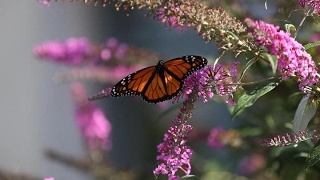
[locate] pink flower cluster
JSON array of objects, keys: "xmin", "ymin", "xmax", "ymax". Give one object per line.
[
  {"xmin": 176, "ymin": 63, "xmax": 239, "ymax": 105},
  {"xmin": 33, "ymin": 37, "xmax": 92, "ymax": 65},
  {"xmin": 153, "ymin": 120, "xmax": 194, "ymax": 180},
  {"xmin": 71, "ymin": 82, "xmax": 112, "ymax": 150},
  {"xmin": 33, "ymin": 37, "xmax": 128, "ymax": 65},
  {"xmin": 245, "ymin": 18, "xmax": 319, "ymax": 92},
  {"xmin": 299, "ymin": 0, "xmax": 320, "ymax": 14}
]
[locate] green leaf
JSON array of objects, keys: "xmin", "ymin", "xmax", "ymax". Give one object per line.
[
  {"xmin": 231, "ymin": 78, "xmax": 281, "ymax": 120},
  {"xmin": 305, "ymin": 140, "xmax": 320, "ymax": 169},
  {"xmin": 304, "ymin": 41, "xmax": 320, "ymax": 50},
  {"xmin": 239, "ymin": 56, "xmax": 258, "ymax": 81},
  {"xmin": 181, "ymin": 175, "xmax": 197, "ymax": 179},
  {"xmin": 263, "ymin": 52, "xmax": 278, "ymax": 74},
  {"xmin": 234, "ymin": 86, "xmax": 245, "ymax": 102},
  {"xmin": 292, "ymin": 95, "xmax": 318, "ymax": 134}
]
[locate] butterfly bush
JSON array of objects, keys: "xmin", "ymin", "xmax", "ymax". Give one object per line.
[
  {"xmin": 154, "ymin": 64, "xmax": 239, "ymax": 179},
  {"xmin": 245, "ymin": 18, "xmax": 319, "ymax": 92}
]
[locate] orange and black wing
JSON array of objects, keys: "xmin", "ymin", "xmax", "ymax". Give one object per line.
[{"xmin": 110, "ymin": 66, "xmax": 158, "ymax": 99}]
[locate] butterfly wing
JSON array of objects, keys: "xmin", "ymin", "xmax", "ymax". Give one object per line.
[
  {"xmin": 110, "ymin": 66, "xmax": 157, "ymax": 98},
  {"xmin": 162, "ymin": 55, "xmax": 208, "ymax": 96},
  {"xmin": 141, "ymin": 69, "xmax": 170, "ymax": 103}
]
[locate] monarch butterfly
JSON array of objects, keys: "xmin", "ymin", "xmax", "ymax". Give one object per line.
[{"xmin": 110, "ymin": 55, "xmax": 208, "ymax": 103}]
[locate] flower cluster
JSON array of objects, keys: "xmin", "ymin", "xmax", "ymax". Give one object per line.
[
  {"xmin": 177, "ymin": 62, "xmax": 239, "ymax": 104},
  {"xmin": 153, "ymin": 63, "xmax": 240, "ymax": 179},
  {"xmin": 156, "ymin": 6, "xmax": 184, "ymax": 31},
  {"xmin": 153, "ymin": 123, "xmax": 194, "ymax": 180},
  {"xmin": 299, "ymin": 0, "xmax": 320, "ymax": 14},
  {"xmin": 245, "ymin": 18, "xmax": 319, "ymax": 92},
  {"xmin": 154, "ymin": 96, "xmax": 196, "ymax": 179},
  {"xmin": 71, "ymin": 82, "xmax": 112, "ymax": 150},
  {"xmin": 33, "ymin": 37, "xmax": 92, "ymax": 65},
  {"xmin": 33, "ymin": 37, "xmax": 129, "ymax": 65},
  {"xmin": 261, "ymin": 130, "xmax": 318, "ymax": 147}
]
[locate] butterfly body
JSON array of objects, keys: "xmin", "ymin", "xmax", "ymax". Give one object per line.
[{"xmin": 110, "ymin": 55, "xmax": 208, "ymax": 103}]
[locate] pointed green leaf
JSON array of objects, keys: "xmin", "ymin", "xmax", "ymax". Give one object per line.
[
  {"xmin": 239, "ymin": 56, "xmax": 258, "ymax": 81},
  {"xmin": 263, "ymin": 52, "xmax": 278, "ymax": 74},
  {"xmin": 305, "ymin": 140, "xmax": 320, "ymax": 169},
  {"xmin": 304, "ymin": 41, "xmax": 320, "ymax": 50},
  {"xmin": 181, "ymin": 175, "xmax": 197, "ymax": 179},
  {"xmin": 231, "ymin": 78, "xmax": 281, "ymax": 120},
  {"xmin": 234, "ymin": 86, "xmax": 245, "ymax": 102},
  {"xmin": 292, "ymin": 95, "xmax": 318, "ymax": 134}
]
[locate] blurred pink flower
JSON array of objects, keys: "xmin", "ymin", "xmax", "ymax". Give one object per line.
[
  {"xmin": 71, "ymin": 82, "xmax": 112, "ymax": 150},
  {"xmin": 207, "ymin": 126, "xmax": 226, "ymax": 149},
  {"xmin": 33, "ymin": 37, "xmax": 91, "ymax": 65},
  {"xmin": 44, "ymin": 178, "xmax": 54, "ymax": 180},
  {"xmin": 37, "ymin": 0, "xmax": 50, "ymax": 6},
  {"xmin": 33, "ymin": 37, "xmax": 129, "ymax": 65}
]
